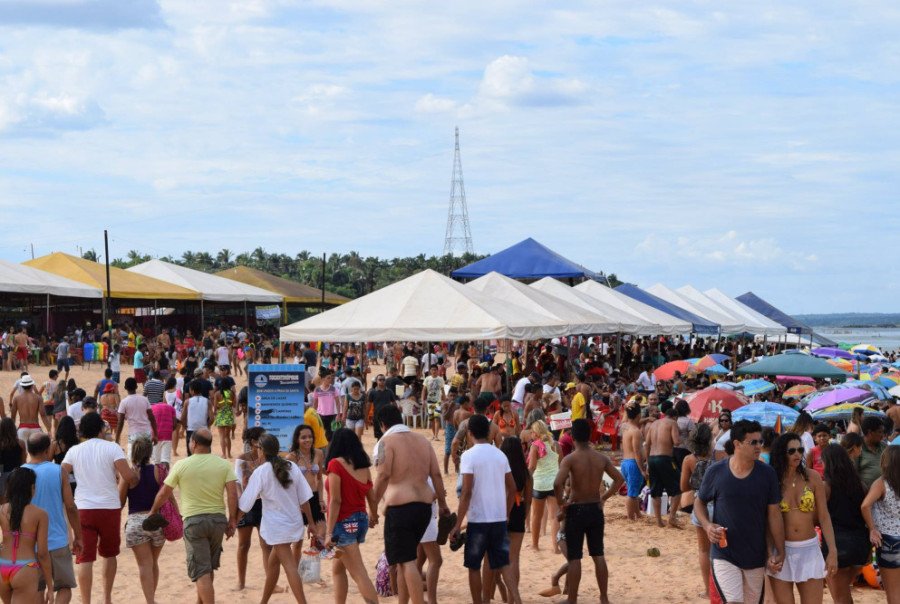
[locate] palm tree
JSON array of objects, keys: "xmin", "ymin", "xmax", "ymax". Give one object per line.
[
  {"xmin": 81, "ymin": 249, "xmax": 99, "ymax": 262},
  {"xmin": 216, "ymin": 249, "xmax": 232, "ymax": 268}
]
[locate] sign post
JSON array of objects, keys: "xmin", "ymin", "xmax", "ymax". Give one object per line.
[{"xmin": 247, "ymin": 363, "xmax": 305, "ymax": 451}]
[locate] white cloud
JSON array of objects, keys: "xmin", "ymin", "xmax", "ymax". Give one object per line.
[
  {"xmin": 635, "ymin": 231, "xmax": 818, "ymax": 271},
  {"xmin": 414, "ymin": 93, "xmax": 458, "ymax": 114}
]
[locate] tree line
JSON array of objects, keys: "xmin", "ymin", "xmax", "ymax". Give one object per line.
[{"xmin": 81, "ymin": 248, "xmax": 619, "ymax": 300}]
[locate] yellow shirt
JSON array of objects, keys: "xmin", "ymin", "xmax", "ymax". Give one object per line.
[
  {"xmin": 305, "ymin": 407, "xmax": 328, "ymax": 449},
  {"xmin": 571, "ymin": 392, "xmax": 587, "ymax": 420},
  {"xmin": 165, "ymin": 453, "xmax": 237, "ymax": 518}
]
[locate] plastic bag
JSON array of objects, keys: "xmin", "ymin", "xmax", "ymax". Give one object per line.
[
  {"xmin": 299, "ymin": 552, "xmax": 321, "ymax": 584},
  {"xmin": 375, "ymin": 552, "xmax": 393, "ymax": 597}
]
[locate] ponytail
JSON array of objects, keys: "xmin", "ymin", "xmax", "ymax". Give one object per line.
[{"xmin": 259, "ymin": 434, "xmax": 292, "ymax": 489}]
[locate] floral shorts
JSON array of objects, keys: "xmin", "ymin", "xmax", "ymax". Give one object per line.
[{"xmin": 125, "ymin": 512, "xmax": 165, "ymax": 549}]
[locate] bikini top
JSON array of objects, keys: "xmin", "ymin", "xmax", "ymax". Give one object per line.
[
  {"xmin": 3, "ymin": 529, "xmax": 37, "ymax": 556},
  {"xmin": 299, "ymin": 463, "xmax": 320, "ymax": 475},
  {"xmin": 780, "ymin": 485, "xmax": 815, "ymax": 514}
]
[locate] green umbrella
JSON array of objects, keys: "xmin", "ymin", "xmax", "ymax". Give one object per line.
[{"xmin": 736, "ymin": 352, "xmax": 851, "ymax": 379}]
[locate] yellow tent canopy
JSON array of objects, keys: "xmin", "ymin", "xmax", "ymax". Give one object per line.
[
  {"xmin": 215, "ymin": 266, "xmax": 349, "ymax": 305},
  {"xmin": 25, "ymin": 253, "xmax": 199, "ymax": 300}
]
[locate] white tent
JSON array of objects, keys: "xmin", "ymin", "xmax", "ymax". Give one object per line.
[
  {"xmin": 467, "ymin": 272, "xmax": 620, "ymax": 334},
  {"xmin": 280, "ymin": 269, "xmax": 571, "ymax": 342},
  {"xmin": 676, "ymin": 285, "xmax": 755, "ymax": 334},
  {"xmin": 128, "ymin": 260, "xmax": 282, "ymax": 303},
  {"xmin": 574, "ymin": 280, "xmax": 692, "ymax": 335},
  {"xmin": 702, "ymin": 288, "xmax": 787, "ymax": 336},
  {"xmin": 528, "ymin": 278, "xmax": 650, "ymax": 334},
  {"xmin": 0, "ymin": 260, "xmax": 101, "ymax": 298},
  {"xmin": 647, "ymin": 283, "xmax": 739, "ymax": 333}
]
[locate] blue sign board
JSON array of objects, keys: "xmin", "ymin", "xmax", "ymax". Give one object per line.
[{"xmin": 247, "ymin": 363, "xmax": 305, "ymax": 451}]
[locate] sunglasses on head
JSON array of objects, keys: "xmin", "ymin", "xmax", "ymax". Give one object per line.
[{"xmin": 787, "ymin": 446, "xmax": 805, "ymax": 455}]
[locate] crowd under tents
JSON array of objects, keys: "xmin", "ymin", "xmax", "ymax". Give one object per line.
[
  {"xmin": 466, "ymin": 272, "xmax": 620, "ymax": 335},
  {"xmin": 648, "ymin": 283, "xmax": 746, "ymax": 334},
  {"xmin": 574, "ymin": 280, "xmax": 692, "ymax": 335},
  {"xmin": 615, "ymin": 283, "xmax": 720, "ymax": 335},
  {"xmin": 451, "ymin": 237, "xmax": 599, "ymax": 281},
  {"xmin": 0, "ymin": 259, "xmax": 102, "ymax": 332},
  {"xmin": 279, "ymin": 269, "xmax": 572, "ymax": 343}
]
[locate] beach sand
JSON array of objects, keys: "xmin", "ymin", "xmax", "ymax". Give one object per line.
[{"xmin": 2, "ymin": 363, "xmax": 885, "ymax": 603}]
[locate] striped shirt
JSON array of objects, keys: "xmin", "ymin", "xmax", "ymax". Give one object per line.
[{"xmin": 143, "ymin": 379, "xmax": 165, "ymax": 405}]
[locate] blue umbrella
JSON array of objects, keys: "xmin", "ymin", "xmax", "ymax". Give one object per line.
[
  {"xmin": 737, "ymin": 378, "xmax": 776, "ymax": 396},
  {"xmin": 811, "ymin": 347, "xmax": 854, "ymax": 360},
  {"xmin": 841, "ymin": 381, "xmax": 892, "ymax": 400},
  {"xmin": 709, "ymin": 353, "xmax": 730, "ymax": 363},
  {"xmin": 705, "ymin": 363, "xmax": 730, "ymax": 375},
  {"xmin": 708, "ymin": 382, "xmax": 739, "ymax": 390},
  {"xmin": 732, "ymin": 402, "xmax": 799, "ymax": 427}
]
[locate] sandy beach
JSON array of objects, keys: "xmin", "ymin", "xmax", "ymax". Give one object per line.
[{"xmin": 2, "ymin": 362, "xmax": 886, "ymax": 604}]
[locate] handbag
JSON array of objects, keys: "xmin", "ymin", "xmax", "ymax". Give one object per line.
[
  {"xmin": 155, "ymin": 465, "xmax": 183, "ymax": 541},
  {"xmin": 330, "ymin": 418, "xmax": 344, "ymax": 433}
]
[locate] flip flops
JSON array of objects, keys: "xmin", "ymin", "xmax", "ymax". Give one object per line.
[
  {"xmin": 436, "ymin": 512, "xmax": 457, "ymax": 546},
  {"xmin": 449, "ymin": 530, "xmax": 466, "ymax": 552},
  {"xmin": 141, "ymin": 513, "xmax": 169, "ymax": 532}
]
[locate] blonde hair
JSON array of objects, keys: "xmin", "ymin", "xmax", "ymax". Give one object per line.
[
  {"xmin": 130, "ymin": 434, "xmax": 153, "ymax": 466},
  {"xmin": 532, "ymin": 419, "xmax": 554, "ymax": 446}
]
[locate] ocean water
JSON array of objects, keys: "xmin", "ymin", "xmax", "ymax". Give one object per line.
[{"xmin": 813, "ymin": 327, "xmax": 900, "ymax": 353}]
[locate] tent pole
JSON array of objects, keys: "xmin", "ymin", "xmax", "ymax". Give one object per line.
[
  {"xmin": 616, "ymin": 333, "xmax": 621, "ymax": 367},
  {"xmin": 200, "ymin": 300, "xmax": 205, "ymax": 331},
  {"xmin": 154, "ymin": 300, "xmax": 158, "ymax": 332},
  {"xmin": 243, "ymin": 300, "xmax": 248, "ymax": 330},
  {"xmin": 46, "ymin": 294, "xmax": 50, "ymax": 334}
]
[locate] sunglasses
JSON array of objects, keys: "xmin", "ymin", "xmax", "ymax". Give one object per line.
[
  {"xmin": 719, "ymin": 418, "xmax": 731, "ymax": 423},
  {"xmin": 743, "ymin": 439, "xmax": 763, "ymax": 446},
  {"xmin": 787, "ymin": 447, "xmax": 805, "ymax": 455}
]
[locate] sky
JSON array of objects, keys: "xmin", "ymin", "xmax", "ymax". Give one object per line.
[{"xmin": 1, "ymin": 1, "xmax": 898, "ymax": 314}]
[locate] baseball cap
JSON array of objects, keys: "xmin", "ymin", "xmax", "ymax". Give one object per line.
[{"xmin": 565, "ymin": 382, "xmax": 576, "ymax": 390}]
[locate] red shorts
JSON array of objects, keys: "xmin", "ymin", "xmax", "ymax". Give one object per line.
[
  {"xmin": 134, "ymin": 368, "xmax": 146, "ymax": 384},
  {"xmin": 77, "ymin": 508, "xmax": 122, "ymax": 563},
  {"xmin": 15, "ymin": 346, "xmax": 27, "ymax": 360}
]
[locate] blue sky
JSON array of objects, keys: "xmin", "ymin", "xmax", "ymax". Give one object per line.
[{"xmin": 0, "ymin": 1, "xmax": 897, "ymax": 313}]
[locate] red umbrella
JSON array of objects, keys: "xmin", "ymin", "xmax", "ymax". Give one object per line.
[
  {"xmin": 688, "ymin": 388, "xmax": 749, "ymax": 420},
  {"xmin": 654, "ymin": 360, "xmax": 692, "ymax": 381},
  {"xmin": 693, "ymin": 355, "xmax": 718, "ymax": 370}
]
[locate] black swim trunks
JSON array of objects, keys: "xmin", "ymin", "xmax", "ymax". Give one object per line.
[
  {"xmin": 648, "ymin": 455, "xmax": 682, "ymax": 498},
  {"xmin": 237, "ymin": 498, "xmax": 263, "ymax": 529},
  {"xmin": 564, "ymin": 502, "xmax": 605, "ymax": 561},
  {"xmin": 384, "ymin": 501, "xmax": 432, "ymax": 565}
]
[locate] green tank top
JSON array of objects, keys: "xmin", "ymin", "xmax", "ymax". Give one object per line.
[{"xmin": 532, "ymin": 443, "xmax": 559, "ymax": 492}]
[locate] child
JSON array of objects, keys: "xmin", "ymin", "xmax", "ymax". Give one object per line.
[
  {"xmin": 108, "ymin": 344, "xmax": 121, "ymax": 383},
  {"xmin": 441, "ymin": 389, "xmax": 459, "ymax": 474},
  {"xmin": 808, "ymin": 422, "xmax": 830, "ymax": 476}
]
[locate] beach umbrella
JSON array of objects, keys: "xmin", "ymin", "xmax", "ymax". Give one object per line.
[
  {"xmin": 775, "ymin": 375, "xmax": 815, "ymax": 385},
  {"xmin": 811, "ymin": 404, "xmax": 885, "ymax": 422},
  {"xmin": 811, "ymin": 347, "xmax": 854, "ymax": 360},
  {"xmin": 705, "ymin": 363, "xmax": 730, "ymax": 375},
  {"xmin": 838, "ymin": 381, "xmax": 892, "ymax": 401},
  {"xmin": 869, "ymin": 354, "xmax": 890, "ymax": 363},
  {"xmin": 732, "ymin": 402, "xmax": 799, "ymax": 427},
  {"xmin": 687, "ymin": 388, "xmax": 749, "ymax": 420},
  {"xmin": 851, "ymin": 344, "xmax": 880, "ymax": 355},
  {"xmin": 708, "ymin": 353, "xmax": 730, "ymax": 363},
  {"xmin": 783, "ymin": 384, "xmax": 816, "ymax": 399},
  {"xmin": 736, "ymin": 352, "xmax": 851, "ymax": 379},
  {"xmin": 804, "ymin": 388, "xmax": 875, "ymax": 413},
  {"xmin": 874, "ymin": 375, "xmax": 900, "ymax": 388},
  {"xmin": 654, "ymin": 360, "xmax": 692, "ymax": 381},
  {"xmin": 889, "ymin": 385, "xmax": 900, "ymax": 398},
  {"xmin": 827, "ymin": 358, "xmax": 855, "ymax": 373},
  {"xmin": 708, "ymin": 382, "xmax": 739, "ymax": 390},
  {"xmin": 692, "ymin": 355, "xmax": 719, "ymax": 370},
  {"xmin": 737, "ymin": 378, "xmax": 777, "ymax": 397}
]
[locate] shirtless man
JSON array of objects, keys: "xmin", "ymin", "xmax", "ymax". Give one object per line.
[
  {"xmin": 477, "ymin": 365, "xmax": 503, "ymax": 400},
  {"xmin": 554, "ymin": 419, "xmax": 624, "ymax": 604},
  {"xmin": 373, "ymin": 405, "xmax": 449, "ymax": 604},
  {"xmin": 643, "ymin": 400, "xmax": 682, "ymax": 528},
  {"xmin": 14, "ymin": 326, "xmax": 29, "ymax": 371},
  {"xmin": 11, "ymin": 374, "xmax": 50, "ymax": 440},
  {"xmin": 620, "ymin": 403, "xmax": 649, "ymax": 520},
  {"xmin": 450, "ymin": 396, "xmax": 502, "ymax": 474},
  {"xmin": 886, "ymin": 400, "xmax": 900, "ymax": 433}
]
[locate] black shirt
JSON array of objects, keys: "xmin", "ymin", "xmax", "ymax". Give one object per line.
[
  {"xmin": 191, "ymin": 378, "xmax": 213, "ymax": 400},
  {"xmin": 367, "ymin": 387, "xmax": 397, "ymax": 410}
]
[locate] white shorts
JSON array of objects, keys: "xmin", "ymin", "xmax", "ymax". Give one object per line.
[
  {"xmin": 17, "ymin": 426, "xmax": 43, "ymax": 442},
  {"xmin": 767, "ymin": 536, "xmax": 826, "ymax": 583},
  {"xmin": 420, "ymin": 502, "xmax": 438, "ymax": 544},
  {"xmin": 711, "ymin": 558, "xmax": 765, "ymax": 604},
  {"xmin": 152, "ymin": 440, "xmax": 172, "ymax": 465},
  {"xmin": 345, "ymin": 419, "xmax": 365, "ymax": 431}
]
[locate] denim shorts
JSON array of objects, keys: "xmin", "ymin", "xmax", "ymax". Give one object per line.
[
  {"xmin": 332, "ymin": 511, "xmax": 369, "ymax": 547},
  {"xmin": 463, "ymin": 521, "xmax": 510, "ymax": 570},
  {"xmin": 877, "ymin": 533, "xmax": 900, "ymax": 570}
]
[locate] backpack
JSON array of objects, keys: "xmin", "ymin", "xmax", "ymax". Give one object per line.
[{"xmin": 689, "ymin": 457, "xmax": 712, "ymax": 492}]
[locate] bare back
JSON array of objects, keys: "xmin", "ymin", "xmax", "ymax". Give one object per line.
[
  {"xmin": 379, "ymin": 431, "xmax": 438, "ymax": 506},
  {"xmin": 622, "ymin": 422, "xmax": 642, "ymax": 460},
  {"xmin": 562, "ymin": 447, "xmax": 613, "ymax": 504},
  {"xmin": 12, "ymin": 390, "xmax": 42, "ymax": 424},
  {"xmin": 648, "ymin": 416, "xmax": 677, "ymax": 456}
]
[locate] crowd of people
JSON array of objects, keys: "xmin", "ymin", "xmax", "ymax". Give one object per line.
[{"xmin": 0, "ymin": 325, "xmax": 897, "ymax": 603}]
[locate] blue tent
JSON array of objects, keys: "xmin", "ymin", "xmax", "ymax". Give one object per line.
[
  {"xmin": 736, "ymin": 292, "xmax": 811, "ymax": 335},
  {"xmin": 615, "ymin": 283, "xmax": 719, "ymax": 334},
  {"xmin": 451, "ymin": 238, "xmax": 598, "ymax": 280}
]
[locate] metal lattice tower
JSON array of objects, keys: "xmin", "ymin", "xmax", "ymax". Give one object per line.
[{"xmin": 443, "ymin": 126, "xmax": 474, "ymax": 256}]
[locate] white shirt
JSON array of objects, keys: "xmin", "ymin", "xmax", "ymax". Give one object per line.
[
  {"xmin": 800, "ymin": 431, "xmax": 815, "ymax": 455},
  {"xmin": 238, "ymin": 461, "xmax": 313, "ymax": 545},
  {"xmin": 637, "ymin": 372, "xmax": 657, "ymax": 392},
  {"xmin": 185, "ymin": 396, "xmax": 210, "ymax": 431},
  {"xmin": 62, "ymin": 438, "xmax": 125, "ymax": 510},
  {"xmin": 512, "ymin": 377, "xmax": 530, "ymax": 404},
  {"xmin": 401, "ymin": 356, "xmax": 419, "ymax": 377},
  {"xmin": 420, "ymin": 352, "xmax": 439, "ymax": 369},
  {"xmin": 215, "ymin": 346, "xmax": 230, "ymax": 366},
  {"xmin": 714, "ymin": 429, "xmax": 731, "ymax": 452},
  {"xmin": 108, "ymin": 352, "xmax": 121, "ymax": 372},
  {"xmin": 118, "ymin": 394, "xmax": 152, "ymax": 437},
  {"xmin": 542, "ymin": 384, "xmax": 561, "ymax": 403},
  {"xmin": 459, "ymin": 443, "xmax": 511, "ymax": 523},
  {"xmin": 67, "ymin": 402, "xmax": 84, "ymax": 428}
]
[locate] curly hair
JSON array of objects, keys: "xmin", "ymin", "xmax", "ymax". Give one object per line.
[
  {"xmin": 688, "ymin": 422, "xmax": 713, "ymax": 457},
  {"xmin": 770, "ymin": 433, "xmax": 808, "ymax": 488}
]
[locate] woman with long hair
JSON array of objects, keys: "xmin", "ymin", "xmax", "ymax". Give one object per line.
[
  {"xmin": 821, "ymin": 443, "xmax": 870, "ymax": 604},
  {"xmin": 501, "ymin": 436, "xmax": 531, "ymax": 589},
  {"xmin": 0, "ymin": 418, "xmax": 25, "ymax": 505},
  {"xmin": 238, "ymin": 433, "xmax": 314, "ymax": 604},
  {"xmin": 118, "ymin": 434, "xmax": 166, "ymax": 603},
  {"xmin": 860, "ymin": 446, "xmax": 900, "ymax": 603},
  {"xmin": 234, "ymin": 427, "xmax": 270, "ymax": 591},
  {"xmin": 673, "ymin": 399, "xmax": 694, "ymax": 470},
  {"xmin": 767, "ymin": 433, "xmax": 837, "ymax": 603},
  {"xmin": 51, "ymin": 415, "xmax": 79, "ymax": 496},
  {"xmin": 528, "ymin": 420, "xmax": 560, "ymax": 553},
  {"xmin": 679, "ymin": 422, "xmax": 715, "ymax": 598},
  {"xmin": 288, "ymin": 424, "xmax": 326, "ymax": 551},
  {"xmin": 324, "ymin": 428, "xmax": 379, "ymax": 604},
  {"xmin": 846, "ymin": 407, "xmax": 864, "ymax": 435},
  {"xmin": 492, "ymin": 397, "xmax": 519, "ymax": 439},
  {"xmin": 0, "ymin": 468, "xmax": 53, "ymax": 602},
  {"xmin": 212, "ymin": 378, "xmax": 236, "ymax": 459},
  {"xmin": 519, "ymin": 408, "xmax": 546, "ymax": 451}
]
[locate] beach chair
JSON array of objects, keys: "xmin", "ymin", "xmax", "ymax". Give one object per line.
[
  {"xmin": 400, "ymin": 399, "xmax": 421, "ymax": 429},
  {"xmin": 598, "ymin": 413, "xmax": 619, "ymax": 450}
]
